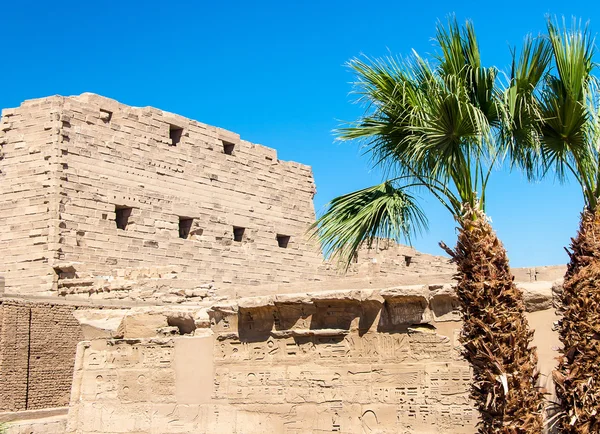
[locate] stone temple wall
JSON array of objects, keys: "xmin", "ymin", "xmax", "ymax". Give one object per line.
[
  {"xmin": 0, "ymin": 94, "xmax": 468, "ymax": 305},
  {"xmin": 64, "ymin": 282, "xmax": 560, "ymax": 434},
  {"xmin": 0, "ymin": 93, "xmax": 326, "ymax": 299},
  {"xmin": 0, "ymin": 267, "xmax": 562, "ymax": 415},
  {"xmin": 0, "ymin": 97, "xmax": 62, "ymax": 295},
  {"xmin": 0, "ymin": 94, "xmax": 568, "ymax": 433}
]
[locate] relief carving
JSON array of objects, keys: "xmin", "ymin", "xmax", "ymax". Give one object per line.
[{"xmin": 69, "ymin": 294, "xmax": 475, "ymax": 433}]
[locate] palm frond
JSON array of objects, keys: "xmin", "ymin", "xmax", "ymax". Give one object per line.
[
  {"xmin": 541, "ymin": 17, "xmax": 599, "ymax": 208},
  {"xmin": 505, "ymin": 18, "xmax": 600, "ymax": 209},
  {"xmin": 310, "ymin": 181, "xmax": 427, "ymax": 269},
  {"xmin": 339, "ymin": 30, "xmax": 500, "ymax": 211},
  {"xmin": 501, "ymin": 35, "xmax": 553, "ymax": 180}
]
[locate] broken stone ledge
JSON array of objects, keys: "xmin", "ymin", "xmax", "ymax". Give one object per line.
[{"xmin": 68, "ymin": 280, "xmax": 559, "ymax": 340}]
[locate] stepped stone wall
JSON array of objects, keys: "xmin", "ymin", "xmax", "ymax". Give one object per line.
[
  {"xmin": 0, "ymin": 93, "xmax": 326, "ymax": 299},
  {"xmin": 0, "ymin": 94, "xmax": 462, "ymax": 305}
]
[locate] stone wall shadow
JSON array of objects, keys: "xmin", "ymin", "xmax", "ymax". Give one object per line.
[
  {"xmin": 377, "ymin": 296, "xmax": 429, "ymax": 333},
  {"xmin": 237, "ymin": 307, "xmax": 275, "ymax": 342}
]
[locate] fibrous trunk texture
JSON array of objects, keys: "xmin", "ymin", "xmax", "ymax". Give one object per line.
[
  {"xmin": 441, "ymin": 205, "xmax": 544, "ymax": 433},
  {"xmin": 554, "ymin": 209, "xmax": 600, "ymax": 433}
]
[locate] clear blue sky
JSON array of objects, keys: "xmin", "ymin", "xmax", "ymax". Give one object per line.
[{"xmin": 2, "ymin": 0, "xmax": 598, "ymax": 267}]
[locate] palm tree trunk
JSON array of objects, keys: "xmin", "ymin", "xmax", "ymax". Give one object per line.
[
  {"xmin": 441, "ymin": 205, "xmax": 545, "ymax": 433},
  {"xmin": 553, "ymin": 209, "xmax": 600, "ymax": 433}
]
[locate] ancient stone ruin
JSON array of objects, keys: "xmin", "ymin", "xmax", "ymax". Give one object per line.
[{"xmin": 0, "ymin": 94, "xmax": 565, "ymax": 433}]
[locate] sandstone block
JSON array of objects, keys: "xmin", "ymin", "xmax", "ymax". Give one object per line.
[
  {"xmin": 72, "ymin": 309, "xmax": 128, "ymax": 339},
  {"xmin": 115, "ymin": 312, "xmax": 168, "ymax": 339}
]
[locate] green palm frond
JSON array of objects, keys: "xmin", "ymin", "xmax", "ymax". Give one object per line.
[
  {"xmin": 318, "ymin": 18, "xmax": 506, "ymax": 266},
  {"xmin": 310, "ymin": 181, "xmax": 427, "ymax": 269},
  {"xmin": 339, "ymin": 55, "xmax": 421, "ymax": 174},
  {"xmin": 542, "ymin": 18, "xmax": 598, "ymax": 208},
  {"xmin": 436, "ymin": 18, "xmax": 501, "ymax": 124},
  {"xmin": 506, "ymin": 17, "xmax": 600, "ymax": 210},
  {"xmin": 502, "ymin": 35, "xmax": 553, "ymax": 180},
  {"xmin": 338, "ymin": 20, "xmax": 500, "ymax": 213},
  {"xmin": 547, "ymin": 18, "xmax": 595, "ymax": 101}
]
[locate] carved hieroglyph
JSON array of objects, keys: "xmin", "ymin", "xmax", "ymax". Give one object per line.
[
  {"xmin": 66, "ymin": 288, "xmax": 483, "ymax": 433},
  {"xmin": 65, "ymin": 284, "xmax": 562, "ymax": 434},
  {"xmin": 62, "ymin": 281, "xmax": 563, "ymax": 434},
  {"xmin": 67, "ymin": 336, "xmax": 474, "ymax": 433}
]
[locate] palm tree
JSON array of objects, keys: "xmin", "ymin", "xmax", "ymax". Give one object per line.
[
  {"xmin": 506, "ymin": 19, "xmax": 600, "ymax": 433},
  {"xmin": 313, "ymin": 19, "xmax": 546, "ymax": 432}
]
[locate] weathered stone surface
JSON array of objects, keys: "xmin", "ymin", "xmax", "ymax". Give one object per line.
[
  {"xmin": 115, "ymin": 312, "xmax": 168, "ymax": 339},
  {"xmin": 193, "ymin": 309, "xmax": 211, "ymax": 329},
  {"xmin": 0, "ymin": 300, "xmax": 85, "ymax": 411},
  {"xmin": 379, "ymin": 284, "xmax": 429, "ymax": 299},
  {"xmin": 308, "ymin": 289, "xmax": 363, "ymax": 302},
  {"xmin": 0, "ymin": 93, "xmax": 477, "ymax": 302},
  {"xmin": 518, "ymin": 281, "xmax": 555, "ymax": 312},
  {"xmin": 237, "ymin": 295, "xmax": 274, "ymax": 309},
  {"xmin": 65, "ymin": 289, "xmax": 561, "ymax": 434},
  {"xmin": 72, "ymin": 309, "xmax": 128, "ymax": 339},
  {"xmin": 0, "ymin": 408, "xmax": 68, "ymax": 434},
  {"xmin": 0, "ymin": 93, "xmax": 326, "ymax": 299}
]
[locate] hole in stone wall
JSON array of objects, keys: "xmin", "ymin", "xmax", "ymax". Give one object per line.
[
  {"xmin": 115, "ymin": 206, "xmax": 132, "ymax": 230},
  {"xmin": 223, "ymin": 141, "xmax": 235, "ymax": 155},
  {"xmin": 404, "ymin": 255, "xmax": 412, "ymax": 267},
  {"xmin": 233, "ymin": 226, "xmax": 245, "ymax": 242},
  {"xmin": 167, "ymin": 315, "xmax": 196, "ymax": 335},
  {"xmin": 100, "ymin": 109, "xmax": 112, "ymax": 123},
  {"xmin": 179, "ymin": 217, "xmax": 194, "ymax": 239},
  {"xmin": 169, "ymin": 125, "xmax": 183, "ymax": 146},
  {"xmin": 276, "ymin": 234, "xmax": 290, "ymax": 248},
  {"xmin": 53, "ymin": 264, "xmax": 77, "ymax": 280},
  {"xmin": 76, "ymin": 230, "xmax": 86, "ymax": 247}
]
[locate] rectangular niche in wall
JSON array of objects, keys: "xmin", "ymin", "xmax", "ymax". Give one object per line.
[
  {"xmin": 222, "ymin": 140, "xmax": 235, "ymax": 155},
  {"xmin": 99, "ymin": 109, "xmax": 112, "ymax": 123},
  {"xmin": 169, "ymin": 125, "xmax": 183, "ymax": 146},
  {"xmin": 179, "ymin": 217, "xmax": 194, "ymax": 239},
  {"xmin": 276, "ymin": 234, "xmax": 290, "ymax": 248},
  {"xmin": 115, "ymin": 206, "xmax": 132, "ymax": 230},
  {"xmin": 233, "ymin": 226, "xmax": 245, "ymax": 242}
]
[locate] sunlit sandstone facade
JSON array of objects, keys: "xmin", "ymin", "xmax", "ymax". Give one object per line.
[{"xmin": 0, "ymin": 93, "xmax": 326, "ymax": 298}]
